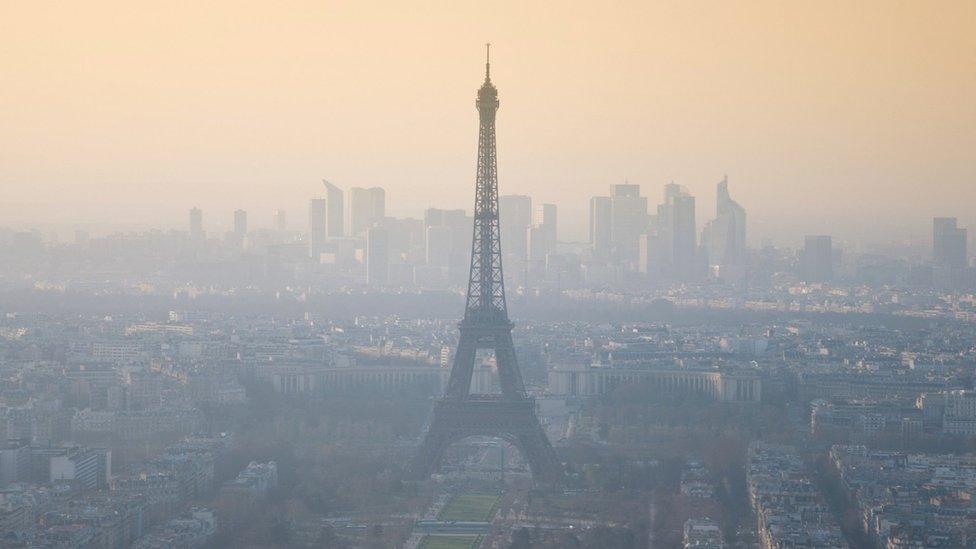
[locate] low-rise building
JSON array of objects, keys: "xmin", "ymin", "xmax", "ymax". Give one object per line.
[{"xmin": 683, "ymin": 517, "xmax": 724, "ymax": 548}]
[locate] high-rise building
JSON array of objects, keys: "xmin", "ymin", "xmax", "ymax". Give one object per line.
[
  {"xmin": 672, "ymin": 194, "xmax": 697, "ymax": 278},
  {"xmin": 425, "ymin": 225, "xmax": 453, "ymax": 267},
  {"xmin": 380, "ymin": 216, "xmax": 423, "ymax": 261},
  {"xmin": 308, "ymin": 181, "xmax": 346, "ymax": 259},
  {"xmin": 609, "ymin": 183, "xmax": 647, "ymax": 266},
  {"xmin": 233, "ymin": 209, "xmax": 247, "ymax": 238},
  {"xmin": 589, "ymin": 196, "xmax": 612, "ymax": 259},
  {"xmin": 649, "ymin": 183, "xmax": 697, "ymax": 279},
  {"xmin": 349, "ymin": 187, "xmax": 385, "ymax": 236},
  {"xmin": 228, "ymin": 209, "xmax": 247, "ymax": 249},
  {"xmin": 365, "ymin": 226, "xmax": 389, "ymax": 286},
  {"xmin": 424, "ymin": 208, "xmax": 469, "ymax": 230},
  {"xmin": 933, "ymin": 217, "xmax": 968, "ymax": 268},
  {"xmin": 702, "ymin": 176, "xmax": 746, "ymax": 267},
  {"xmin": 638, "ymin": 231, "xmax": 666, "ymax": 277},
  {"xmin": 189, "ymin": 207, "xmax": 204, "ymax": 240},
  {"xmin": 527, "ymin": 224, "xmax": 547, "ymax": 262},
  {"xmin": 800, "ymin": 235, "xmax": 833, "ymax": 282},
  {"xmin": 322, "ymin": 180, "xmax": 344, "ymax": 238},
  {"xmin": 534, "ymin": 203, "xmax": 557, "ymax": 256},
  {"xmin": 424, "ymin": 208, "xmax": 472, "ymax": 276},
  {"xmin": 499, "ymin": 195, "xmax": 532, "ymax": 260},
  {"xmin": 308, "ymin": 198, "xmax": 327, "ymax": 259},
  {"xmin": 273, "ymin": 209, "xmax": 286, "ymax": 231}
]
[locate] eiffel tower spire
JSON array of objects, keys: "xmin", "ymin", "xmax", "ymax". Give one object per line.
[
  {"xmin": 485, "ymin": 42, "xmax": 491, "ymax": 81},
  {"xmin": 466, "ymin": 41, "xmax": 507, "ymax": 326},
  {"xmin": 412, "ymin": 48, "xmax": 561, "ymax": 484}
]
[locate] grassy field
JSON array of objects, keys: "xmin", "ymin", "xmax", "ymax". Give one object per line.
[
  {"xmin": 418, "ymin": 535, "xmax": 483, "ymax": 549},
  {"xmin": 437, "ymin": 493, "xmax": 501, "ymax": 522}
]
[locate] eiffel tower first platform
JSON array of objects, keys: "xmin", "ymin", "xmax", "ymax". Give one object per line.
[{"xmin": 412, "ymin": 46, "xmax": 561, "ymax": 484}]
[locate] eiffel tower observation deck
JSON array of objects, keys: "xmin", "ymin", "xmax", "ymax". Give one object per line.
[{"xmin": 412, "ymin": 45, "xmax": 562, "ymax": 484}]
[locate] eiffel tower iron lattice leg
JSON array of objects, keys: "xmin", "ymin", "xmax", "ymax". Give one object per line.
[
  {"xmin": 412, "ymin": 45, "xmax": 561, "ymax": 483},
  {"xmin": 414, "ymin": 396, "xmax": 561, "ymax": 483}
]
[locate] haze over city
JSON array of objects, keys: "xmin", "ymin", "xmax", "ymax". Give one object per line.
[
  {"xmin": 2, "ymin": 1, "xmax": 975, "ymax": 245},
  {"xmin": 3, "ymin": 3, "xmax": 976, "ymax": 549}
]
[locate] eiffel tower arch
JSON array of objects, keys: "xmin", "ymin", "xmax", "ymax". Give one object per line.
[{"xmin": 412, "ymin": 46, "xmax": 561, "ymax": 483}]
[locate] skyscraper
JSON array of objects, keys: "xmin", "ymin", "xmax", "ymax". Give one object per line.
[
  {"xmin": 800, "ymin": 235, "xmax": 833, "ymax": 282},
  {"xmin": 527, "ymin": 224, "xmax": 547, "ymax": 262},
  {"xmin": 702, "ymin": 176, "xmax": 747, "ymax": 268},
  {"xmin": 672, "ymin": 193, "xmax": 697, "ymax": 278},
  {"xmin": 589, "ymin": 196, "xmax": 612, "ymax": 259},
  {"xmin": 381, "ymin": 216, "xmax": 423, "ymax": 263},
  {"xmin": 233, "ymin": 209, "xmax": 247, "ymax": 238},
  {"xmin": 425, "ymin": 225, "xmax": 453, "ymax": 267},
  {"xmin": 365, "ymin": 226, "xmax": 389, "ymax": 286},
  {"xmin": 650, "ymin": 183, "xmax": 697, "ymax": 279},
  {"xmin": 424, "ymin": 207, "xmax": 469, "ymax": 230},
  {"xmin": 933, "ymin": 217, "xmax": 968, "ymax": 268},
  {"xmin": 189, "ymin": 207, "xmax": 204, "ymax": 240},
  {"xmin": 533, "ymin": 203, "xmax": 557, "ymax": 256},
  {"xmin": 307, "ymin": 198, "xmax": 327, "ymax": 259},
  {"xmin": 349, "ymin": 187, "xmax": 385, "ymax": 236},
  {"xmin": 424, "ymin": 207, "xmax": 472, "ymax": 274},
  {"xmin": 638, "ymin": 231, "xmax": 667, "ymax": 277},
  {"xmin": 499, "ymin": 194, "xmax": 532, "ymax": 260},
  {"xmin": 322, "ymin": 180, "xmax": 344, "ymax": 238},
  {"xmin": 273, "ymin": 209, "xmax": 286, "ymax": 231},
  {"xmin": 229, "ymin": 209, "xmax": 247, "ymax": 249},
  {"xmin": 609, "ymin": 183, "xmax": 647, "ymax": 266}
]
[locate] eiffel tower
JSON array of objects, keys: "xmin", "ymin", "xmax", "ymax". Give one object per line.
[{"xmin": 412, "ymin": 45, "xmax": 561, "ymax": 483}]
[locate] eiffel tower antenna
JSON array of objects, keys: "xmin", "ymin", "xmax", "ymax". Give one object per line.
[{"xmin": 412, "ymin": 48, "xmax": 561, "ymax": 484}]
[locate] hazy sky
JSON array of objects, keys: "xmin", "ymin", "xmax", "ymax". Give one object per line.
[{"xmin": 1, "ymin": 1, "xmax": 974, "ymax": 245}]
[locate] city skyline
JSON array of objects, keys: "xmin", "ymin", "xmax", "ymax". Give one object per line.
[
  {"xmin": 1, "ymin": 6, "xmax": 976, "ymax": 544},
  {"xmin": 2, "ymin": 2, "xmax": 975, "ymax": 244},
  {"xmin": 12, "ymin": 175, "xmax": 972, "ymax": 253}
]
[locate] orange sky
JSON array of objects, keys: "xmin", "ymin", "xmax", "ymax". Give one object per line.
[{"xmin": 1, "ymin": 1, "xmax": 974, "ymax": 244}]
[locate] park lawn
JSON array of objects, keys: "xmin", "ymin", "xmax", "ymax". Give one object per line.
[
  {"xmin": 437, "ymin": 493, "xmax": 501, "ymax": 522},
  {"xmin": 418, "ymin": 535, "xmax": 483, "ymax": 549}
]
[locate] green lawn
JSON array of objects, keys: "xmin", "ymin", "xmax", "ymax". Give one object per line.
[
  {"xmin": 418, "ymin": 535, "xmax": 483, "ymax": 549},
  {"xmin": 437, "ymin": 493, "xmax": 500, "ymax": 522}
]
